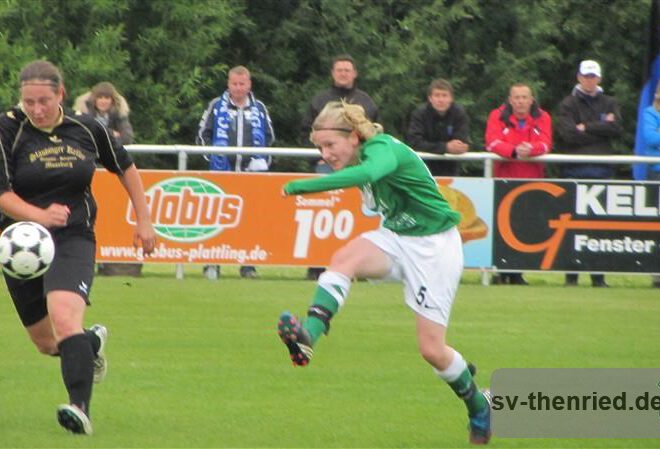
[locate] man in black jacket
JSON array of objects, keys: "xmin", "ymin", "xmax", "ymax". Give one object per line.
[
  {"xmin": 300, "ymin": 54, "xmax": 379, "ymax": 152},
  {"xmin": 556, "ymin": 59, "xmax": 623, "ymax": 288},
  {"xmin": 300, "ymin": 54, "xmax": 379, "ymax": 280},
  {"xmin": 407, "ymin": 79, "xmax": 470, "ymax": 176}
]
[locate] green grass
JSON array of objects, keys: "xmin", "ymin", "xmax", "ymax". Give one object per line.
[{"xmin": 0, "ymin": 266, "xmax": 658, "ymax": 448}]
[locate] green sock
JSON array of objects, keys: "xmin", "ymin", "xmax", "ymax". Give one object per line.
[
  {"xmin": 303, "ymin": 286, "xmax": 340, "ymax": 344},
  {"xmin": 447, "ymin": 368, "xmax": 488, "ymax": 416}
]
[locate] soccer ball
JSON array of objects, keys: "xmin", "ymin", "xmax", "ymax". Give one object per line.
[{"xmin": 0, "ymin": 221, "xmax": 55, "ymax": 280}]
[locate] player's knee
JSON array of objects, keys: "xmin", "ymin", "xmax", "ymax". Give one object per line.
[
  {"xmin": 48, "ymin": 317, "xmax": 82, "ymax": 342},
  {"xmin": 418, "ymin": 341, "xmax": 452, "ymax": 369}
]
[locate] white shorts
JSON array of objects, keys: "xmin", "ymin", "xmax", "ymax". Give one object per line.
[{"xmin": 362, "ymin": 226, "xmax": 463, "ymax": 326}]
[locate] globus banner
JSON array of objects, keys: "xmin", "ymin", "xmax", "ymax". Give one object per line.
[
  {"xmin": 493, "ymin": 179, "xmax": 660, "ymax": 273},
  {"xmin": 92, "ymin": 170, "xmax": 494, "ymax": 267}
]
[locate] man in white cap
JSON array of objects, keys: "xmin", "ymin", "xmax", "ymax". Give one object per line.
[{"xmin": 556, "ymin": 59, "xmax": 623, "ymax": 288}]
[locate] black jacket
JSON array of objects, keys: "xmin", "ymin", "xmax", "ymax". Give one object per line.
[
  {"xmin": 556, "ymin": 87, "xmax": 622, "ymax": 179},
  {"xmin": 406, "ymin": 102, "xmax": 470, "ymax": 176},
  {"xmin": 299, "ymin": 85, "xmax": 379, "ymax": 145}
]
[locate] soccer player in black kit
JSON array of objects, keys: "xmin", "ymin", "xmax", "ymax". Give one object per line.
[{"xmin": 0, "ymin": 60, "xmax": 156, "ymax": 435}]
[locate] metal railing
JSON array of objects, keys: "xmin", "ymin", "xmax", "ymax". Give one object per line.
[
  {"xmin": 123, "ymin": 145, "xmax": 658, "ymax": 281},
  {"xmin": 125, "ymin": 144, "xmax": 660, "ymax": 178}
]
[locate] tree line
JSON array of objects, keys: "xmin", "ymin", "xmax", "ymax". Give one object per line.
[{"xmin": 0, "ymin": 0, "xmax": 651, "ymax": 174}]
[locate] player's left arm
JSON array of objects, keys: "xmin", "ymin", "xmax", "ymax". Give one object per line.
[
  {"xmin": 117, "ymin": 165, "xmax": 156, "ymax": 254},
  {"xmin": 529, "ymin": 111, "xmax": 553, "ymax": 156}
]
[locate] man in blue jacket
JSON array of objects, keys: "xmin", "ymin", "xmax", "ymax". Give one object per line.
[{"xmin": 197, "ymin": 65, "xmax": 275, "ymax": 279}]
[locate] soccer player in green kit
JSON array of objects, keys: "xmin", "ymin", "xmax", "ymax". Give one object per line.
[{"xmin": 277, "ymin": 101, "xmax": 491, "ymax": 444}]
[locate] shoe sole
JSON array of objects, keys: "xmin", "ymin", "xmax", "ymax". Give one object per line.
[
  {"xmin": 57, "ymin": 404, "xmax": 93, "ymax": 435},
  {"xmin": 277, "ymin": 313, "xmax": 312, "ymax": 366}
]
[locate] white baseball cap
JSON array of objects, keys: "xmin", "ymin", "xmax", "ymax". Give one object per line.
[{"xmin": 578, "ymin": 60, "xmax": 601, "ymax": 77}]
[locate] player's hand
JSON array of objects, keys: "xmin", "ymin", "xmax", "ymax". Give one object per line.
[
  {"xmin": 134, "ymin": 220, "xmax": 156, "ymax": 255},
  {"xmin": 42, "ymin": 203, "xmax": 70, "ymax": 228}
]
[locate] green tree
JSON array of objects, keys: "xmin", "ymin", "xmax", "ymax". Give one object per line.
[{"xmin": 0, "ymin": 0, "xmax": 651, "ymax": 174}]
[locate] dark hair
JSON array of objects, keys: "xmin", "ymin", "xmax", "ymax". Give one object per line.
[
  {"xmin": 19, "ymin": 60, "xmax": 63, "ymax": 90},
  {"xmin": 331, "ymin": 54, "xmax": 356, "ymax": 69},
  {"xmin": 427, "ymin": 79, "xmax": 454, "ymax": 96}
]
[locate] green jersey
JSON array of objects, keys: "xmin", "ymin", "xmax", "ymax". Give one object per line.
[{"xmin": 284, "ymin": 133, "xmax": 460, "ymax": 236}]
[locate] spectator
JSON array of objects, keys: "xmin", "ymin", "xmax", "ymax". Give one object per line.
[
  {"xmin": 556, "ymin": 60, "xmax": 623, "ymax": 288},
  {"xmin": 640, "ymin": 79, "xmax": 660, "ymax": 288},
  {"xmin": 407, "ymin": 79, "xmax": 470, "ymax": 176},
  {"xmin": 74, "ymin": 82, "xmax": 142, "ymax": 277},
  {"xmin": 485, "ymin": 83, "xmax": 552, "ymax": 285},
  {"xmin": 73, "ymin": 82, "xmax": 134, "ymax": 146},
  {"xmin": 300, "ymin": 54, "xmax": 379, "ymax": 280},
  {"xmin": 196, "ymin": 65, "xmax": 275, "ymax": 279}
]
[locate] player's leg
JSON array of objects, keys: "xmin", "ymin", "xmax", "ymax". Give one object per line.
[
  {"xmin": 48, "ymin": 291, "xmax": 95, "ymax": 431},
  {"xmin": 4, "ymin": 274, "xmax": 59, "ymax": 355},
  {"xmin": 415, "ymin": 316, "xmax": 491, "ymax": 444},
  {"xmin": 404, "ymin": 227, "xmax": 491, "ymax": 444},
  {"xmin": 45, "ymin": 235, "xmax": 98, "ymax": 434},
  {"xmin": 25, "ymin": 317, "xmax": 59, "ymax": 355},
  {"xmin": 278, "ymin": 237, "xmax": 391, "ymax": 365}
]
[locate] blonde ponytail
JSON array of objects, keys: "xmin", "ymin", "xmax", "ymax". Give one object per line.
[{"xmin": 312, "ymin": 100, "xmax": 383, "ymax": 141}]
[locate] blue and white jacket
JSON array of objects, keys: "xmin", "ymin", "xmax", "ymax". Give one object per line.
[{"xmin": 196, "ymin": 91, "xmax": 275, "ymax": 171}]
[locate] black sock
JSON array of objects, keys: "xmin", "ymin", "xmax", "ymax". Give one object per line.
[
  {"xmin": 58, "ymin": 333, "xmax": 94, "ymax": 415},
  {"xmin": 84, "ymin": 329, "xmax": 101, "ymax": 356}
]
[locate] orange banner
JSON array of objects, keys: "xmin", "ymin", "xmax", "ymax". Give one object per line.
[{"xmin": 93, "ymin": 170, "xmax": 381, "ymax": 266}]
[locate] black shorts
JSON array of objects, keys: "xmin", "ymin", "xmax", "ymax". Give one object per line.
[{"xmin": 4, "ymin": 231, "xmax": 95, "ymax": 327}]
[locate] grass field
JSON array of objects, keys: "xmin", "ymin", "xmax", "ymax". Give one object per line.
[{"xmin": 0, "ymin": 266, "xmax": 658, "ymax": 448}]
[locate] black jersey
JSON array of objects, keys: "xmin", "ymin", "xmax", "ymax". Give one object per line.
[{"xmin": 0, "ymin": 106, "xmax": 133, "ymax": 232}]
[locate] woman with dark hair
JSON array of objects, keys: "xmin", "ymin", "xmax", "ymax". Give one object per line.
[{"xmin": 0, "ymin": 60, "xmax": 155, "ymax": 435}]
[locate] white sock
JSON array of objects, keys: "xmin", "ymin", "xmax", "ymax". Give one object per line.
[{"xmin": 433, "ymin": 348, "xmax": 467, "ymax": 382}]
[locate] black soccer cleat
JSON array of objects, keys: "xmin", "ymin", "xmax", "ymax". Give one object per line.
[
  {"xmin": 277, "ymin": 312, "xmax": 313, "ymax": 366},
  {"xmin": 57, "ymin": 404, "xmax": 93, "ymax": 435}
]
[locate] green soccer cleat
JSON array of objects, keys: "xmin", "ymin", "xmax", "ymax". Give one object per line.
[
  {"xmin": 277, "ymin": 312, "xmax": 313, "ymax": 366},
  {"xmin": 468, "ymin": 388, "xmax": 492, "ymax": 445}
]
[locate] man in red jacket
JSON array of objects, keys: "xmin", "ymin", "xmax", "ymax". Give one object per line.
[
  {"xmin": 485, "ymin": 83, "xmax": 553, "ymax": 285},
  {"xmin": 485, "ymin": 83, "xmax": 552, "ymax": 178}
]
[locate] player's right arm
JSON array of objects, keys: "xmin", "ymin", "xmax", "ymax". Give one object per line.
[
  {"xmin": 0, "ymin": 111, "xmax": 70, "ymax": 228},
  {"xmin": 0, "ymin": 192, "xmax": 70, "ymax": 228}
]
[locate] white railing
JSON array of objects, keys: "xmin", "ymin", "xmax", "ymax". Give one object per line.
[{"xmin": 125, "ymin": 144, "xmax": 660, "ymax": 177}]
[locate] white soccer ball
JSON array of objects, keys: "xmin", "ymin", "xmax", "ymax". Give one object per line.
[{"xmin": 0, "ymin": 221, "xmax": 55, "ymax": 280}]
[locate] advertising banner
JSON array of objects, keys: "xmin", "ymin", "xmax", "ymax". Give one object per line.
[
  {"xmin": 93, "ymin": 171, "xmax": 494, "ymax": 268},
  {"xmin": 493, "ymin": 179, "xmax": 660, "ymax": 273}
]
